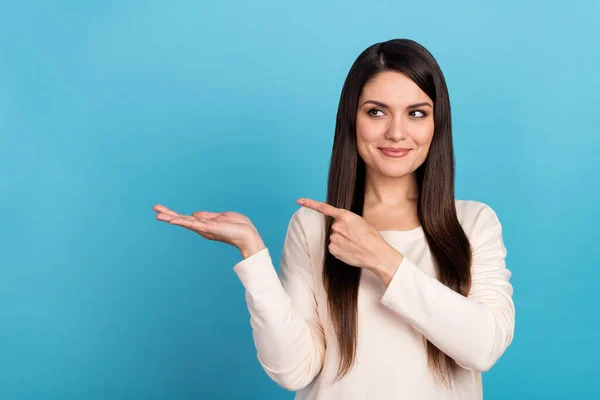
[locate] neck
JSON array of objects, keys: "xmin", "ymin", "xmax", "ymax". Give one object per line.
[{"xmin": 364, "ymin": 170, "xmax": 419, "ymax": 207}]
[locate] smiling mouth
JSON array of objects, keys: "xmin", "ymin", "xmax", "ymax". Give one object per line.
[{"xmin": 379, "ymin": 148, "xmax": 412, "ymax": 158}]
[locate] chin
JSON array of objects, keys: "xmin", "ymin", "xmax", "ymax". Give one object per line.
[{"xmin": 381, "ymin": 166, "xmax": 412, "ymax": 177}]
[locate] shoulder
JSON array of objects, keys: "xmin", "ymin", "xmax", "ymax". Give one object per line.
[
  {"xmin": 455, "ymin": 199, "xmax": 505, "ymax": 248},
  {"xmin": 455, "ymin": 199, "xmax": 503, "ymax": 234},
  {"xmin": 455, "ymin": 199, "xmax": 500, "ymax": 223},
  {"xmin": 283, "ymin": 206, "xmax": 328, "ymax": 266},
  {"xmin": 287, "ymin": 206, "xmax": 327, "ymax": 244},
  {"xmin": 290, "ymin": 205, "xmax": 324, "ymax": 228}
]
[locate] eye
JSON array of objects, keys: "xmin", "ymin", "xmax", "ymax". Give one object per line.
[
  {"xmin": 367, "ymin": 108, "xmax": 385, "ymax": 117},
  {"xmin": 410, "ymin": 109, "xmax": 428, "ymax": 118}
]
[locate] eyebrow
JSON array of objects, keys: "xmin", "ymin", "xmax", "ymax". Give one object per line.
[{"xmin": 361, "ymin": 100, "xmax": 433, "ymax": 109}]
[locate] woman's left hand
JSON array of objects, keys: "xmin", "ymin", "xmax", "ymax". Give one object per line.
[{"xmin": 296, "ymin": 198, "xmax": 404, "ymax": 282}]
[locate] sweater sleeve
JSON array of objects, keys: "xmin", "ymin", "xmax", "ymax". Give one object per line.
[
  {"xmin": 232, "ymin": 209, "xmax": 326, "ymax": 391},
  {"xmin": 380, "ymin": 204, "xmax": 515, "ymax": 372}
]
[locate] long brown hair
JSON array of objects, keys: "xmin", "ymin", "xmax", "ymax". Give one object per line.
[{"xmin": 322, "ymin": 38, "xmax": 472, "ymax": 387}]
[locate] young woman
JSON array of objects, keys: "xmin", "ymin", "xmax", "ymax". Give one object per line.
[{"xmin": 154, "ymin": 38, "xmax": 515, "ymax": 399}]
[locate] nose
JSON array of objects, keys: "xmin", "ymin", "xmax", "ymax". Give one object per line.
[{"xmin": 384, "ymin": 114, "xmax": 408, "ymax": 141}]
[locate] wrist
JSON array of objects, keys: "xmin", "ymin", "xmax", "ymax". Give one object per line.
[
  {"xmin": 240, "ymin": 236, "xmax": 266, "ymax": 259},
  {"xmin": 372, "ymin": 246, "xmax": 404, "ymax": 287}
]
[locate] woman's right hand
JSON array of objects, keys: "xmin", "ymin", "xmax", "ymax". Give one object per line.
[{"xmin": 153, "ymin": 204, "xmax": 265, "ymax": 258}]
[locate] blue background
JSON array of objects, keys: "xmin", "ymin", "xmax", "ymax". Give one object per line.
[{"xmin": 1, "ymin": 1, "xmax": 598, "ymax": 399}]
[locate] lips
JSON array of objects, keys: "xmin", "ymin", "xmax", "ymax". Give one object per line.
[
  {"xmin": 380, "ymin": 148, "xmax": 411, "ymax": 152},
  {"xmin": 379, "ymin": 147, "xmax": 412, "ymax": 158}
]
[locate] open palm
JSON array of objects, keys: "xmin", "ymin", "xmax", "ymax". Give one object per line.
[{"xmin": 153, "ymin": 204, "xmax": 258, "ymax": 250}]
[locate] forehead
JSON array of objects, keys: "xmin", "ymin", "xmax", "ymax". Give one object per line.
[{"xmin": 359, "ymin": 71, "xmax": 431, "ymax": 105}]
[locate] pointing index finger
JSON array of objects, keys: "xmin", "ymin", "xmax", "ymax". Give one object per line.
[{"xmin": 297, "ymin": 198, "xmax": 344, "ymax": 219}]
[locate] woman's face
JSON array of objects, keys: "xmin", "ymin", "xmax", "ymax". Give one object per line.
[{"xmin": 356, "ymin": 70, "xmax": 435, "ymax": 178}]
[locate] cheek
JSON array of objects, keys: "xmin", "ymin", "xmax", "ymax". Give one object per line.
[
  {"xmin": 412, "ymin": 126, "xmax": 434, "ymax": 165},
  {"xmin": 412, "ymin": 123, "xmax": 434, "ymax": 147},
  {"xmin": 356, "ymin": 116, "xmax": 382, "ymax": 142},
  {"xmin": 355, "ymin": 117, "xmax": 381, "ymax": 160}
]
